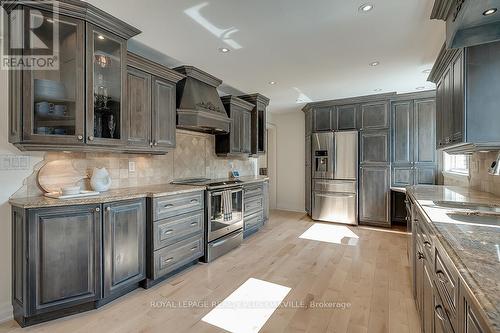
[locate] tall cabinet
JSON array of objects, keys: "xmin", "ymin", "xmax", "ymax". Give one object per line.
[
  {"xmin": 6, "ymin": 0, "xmax": 141, "ymax": 152},
  {"xmin": 391, "ymin": 93, "xmax": 437, "ymax": 187}
]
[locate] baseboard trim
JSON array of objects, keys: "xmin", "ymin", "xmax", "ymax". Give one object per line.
[
  {"xmin": 274, "ymin": 206, "xmax": 306, "ymax": 213},
  {"xmin": 0, "ymin": 302, "xmax": 13, "ymax": 324}
]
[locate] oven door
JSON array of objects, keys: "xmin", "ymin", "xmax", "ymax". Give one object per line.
[{"xmin": 208, "ymin": 187, "xmax": 243, "ymax": 242}]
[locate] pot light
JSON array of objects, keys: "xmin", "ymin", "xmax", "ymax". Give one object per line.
[
  {"xmin": 269, "ymin": 81, "xmax": 277, "ymax": 85},
  {"xmin": 483, "ymin": 8, "xmax": 497, "ymax": 16},
  {"xmin": 416, "ymin": 86, "xmax": 426, "ymax": 90},
  {"xmin": 218, "ymin": 47, "xmax": 230, "ymax": 53},
  {"xmin": 97, "ymin": 35, "xmax": 105, "ymax": 40},
  {"xmin": 422, "ymin": 69, "xmax": 432, "ymax": 74},
  {"xmin": 359, "ymin": 4, "xmax": 374, "ymax": 12},
  {"xmin": 369, "ymin": 61, "xmax": 380, "ymax": 67}
]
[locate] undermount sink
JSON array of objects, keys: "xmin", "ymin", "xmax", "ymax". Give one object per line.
[
  {"xmin": 433, "ymin": 201, "xmax": 500, "ymax": 214},
  {"xmin": 446, "ymin": 211, "xmax": 500, "ymax": 227}
]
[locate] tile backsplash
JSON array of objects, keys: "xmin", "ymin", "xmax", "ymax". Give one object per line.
[
  {"xmin": 12, "ymin": 130, "xmax": 258, "ymax": 198},
  {"xmin": 443, "ymin": 151, "xmax": 500, "ymax": 196}
]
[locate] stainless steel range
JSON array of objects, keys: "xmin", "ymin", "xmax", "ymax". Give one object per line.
[{"xmin": 171, "ymin": 178, "xmax": 244, "ymax": 262}]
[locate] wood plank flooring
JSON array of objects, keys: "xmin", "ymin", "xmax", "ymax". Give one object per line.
[{"xmin": 0, "ymin": 210, "xmax": 420, "ymax": 333}]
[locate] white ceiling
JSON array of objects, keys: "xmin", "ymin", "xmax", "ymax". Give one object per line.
[{"xmin": 85, "ymin": 0, "xmax": 445, "ymax": 113}]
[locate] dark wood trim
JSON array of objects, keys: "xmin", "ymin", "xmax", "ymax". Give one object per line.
[
  {"xmin": 220, "ymin": 95, "xmax": 254, "ymax": 111},
  {"xmin": 390, "ymin": 90, "xmax": 436, "ymax": 102},
  {"xmin": 428, "ymin": 43, "xmax": 461, "ymax": 83},
  {"xmin": 430, "ymin": 0, "xmax": 454, "ymax": 20},
  {"xmin": 238, "ymin": 93, "xmax": 270, "ymax": 106},
  {"xmin": 2, "ymin": 0, "xmax": 141, "ymax": 39},
  {"xmin": 302, "ymin": 92, "xmax": 397, "ymax": 112},
  {"xmin": 128, "ymin": 52, "xmax": 185, "ymax": 83},
  {"xmin": 174, "ymin": 66, "xmax": 222, "ymax": 87}
]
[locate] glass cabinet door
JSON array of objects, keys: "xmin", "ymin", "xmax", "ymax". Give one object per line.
[
  {"xmin": 86, "ymin": 24, "xmax": 127, "ymax": 145},
  {"xmin": 22, "ymin": 9, "xmax": 85, "ymax": 144}
]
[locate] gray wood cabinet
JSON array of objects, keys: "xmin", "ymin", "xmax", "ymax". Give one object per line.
[
  {"xmin": 313, "ymin": 106, "xmax": 336, "ymax": 132},
  {"xmin": 305, "ymin": 135, "xmax": 312, "ymax": 215},
  {"xmin": 11, "ymin": 204, "xmax": 102, "ymax": 326},
  {"xmin": 360, "ymin": 101, "xmax": 389, "ymax": 130},
  {"xmin": 359, "ymin": 166, "xmax": 390, "ymax": 226},
  {"xmin": 102, "ymin": 199, "xmax": 145, "ymax": 300},
  {"xmin": 6, "ymin": 0, "xmax": 141, "ymax": 153},
  {"xmin": 305, "ymin": 109, "xmax": 313, "ymax": 136},
  {"xmin": 126, "ymin": 52, "xmax": 184, "ymax": 153},
  {"xmin": 243, "ymin": 182, "xmax": 265, "ymax": 238},
  {"xmin": 337, "ymin": 104, "xmax": 357, "ymax": 130},
  {"xmin": 216, "ymin": 96, "xmax": 253, "ymax": 156},
  {"xmin": 391, "ymin": 96, "xmax": 436, "ymax": 187},
  {"xmin": 360, "ymin": 130, "xmax": 390, "ymax": 164},
  {"xmin": 239, "ymin": 94, "xmax": 270, "ymax": 155}
]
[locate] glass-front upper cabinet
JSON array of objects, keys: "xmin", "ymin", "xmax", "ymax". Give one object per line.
[
  {"xmin": 22, "ymin": 9, "xmax": 85, "ymax": 145},
  {"xmin": 86, "ymin": 24, "xmax": 127, "ymax": 145}
]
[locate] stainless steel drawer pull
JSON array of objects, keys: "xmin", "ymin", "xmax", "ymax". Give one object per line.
[
  {"xmin": 162, "ymin": 229, "xmax": 174, "ymax": 235},
  {"xmin": 162, "ymin": 257, "xmax": 174, "ymax": 264},
  {"xmin": 190, "ymin": 246, "xmax": 198, "ymax": 251},
  {"xmin": 435, "ymin": 305, "xmax": 445, "ymax": 321},
  {"xmin": 436, "ymin": 271, "xmax": 448, "ymax": 284},
  {"xmin": 190, "ymin": 199, "xmax": 198, "ymax": 203},
  {"xmin": 190, "ymin": 221, "xmax": 198, "ymax": 226},
  {"xmin": 164, "ymin": 204, "xmax": 174, "ymax": 209}
]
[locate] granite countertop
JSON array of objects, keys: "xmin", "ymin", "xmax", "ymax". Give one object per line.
[
  {"xmin": 407, "ymin": 185, "xmax": 500, "ymax": 332},
  {"xmin": 9, "ymin": 184, "xmax": 205, "ymax": 209},
  {"xmin": 9, "ymin": 176, "xmax": 269, "ymax": 209}
]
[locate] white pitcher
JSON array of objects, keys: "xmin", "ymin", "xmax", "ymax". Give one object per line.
[{"xmin": 90, "ymin": 167, "xmax": 112, "ymax": 192}]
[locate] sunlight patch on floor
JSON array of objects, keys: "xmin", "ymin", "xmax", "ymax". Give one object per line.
[
  {"xmin": 299, "ymin": 223, "xmax": 359, "ymax": 245},
  {"xmin": 202, "ymin": 278, "xmax": 291, "ymax": 333}
]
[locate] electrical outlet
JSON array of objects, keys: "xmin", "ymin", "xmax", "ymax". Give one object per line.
[
  {"xmin": 128, "ymin": 161, "xmax": 136, "ymax": 173},
  {"xmin": 0, "ymin": 155, "xmax": 29, "ymax": 171}
]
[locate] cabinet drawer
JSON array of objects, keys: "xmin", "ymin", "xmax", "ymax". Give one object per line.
[
  {"xmin": 244, "ymin": 211, "xmax": 263, "ymax": 231},
  {"xmin": 244, "ymin": 195, "xmax": 263, "ymax": 217},
  {"xmin": 244, "ymin": 183, "xmax": 264, "ymax": 198},
  {"xmin": 153, "ymin": 211, "xmax": 204, "ymax": 251},
  {"xmin": 435, "ymin": 248, "xmax": 459, "ymax": 330},
  {"xmin": 153, "ymin": 191, "xmax": 203, "ymax": 220},
  {"xmin": 153, "ymin": 234, "xmax": 203, "ymax": 279}
]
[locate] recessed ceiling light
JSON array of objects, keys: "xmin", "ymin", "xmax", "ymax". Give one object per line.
[
  {"xmin": 422, "ymin": 69, "xmax": 432, "ymax": 74},
  {"xmin": 483, "ymin": 8, "xmax": 497, "ymax": 16},
  {"xmin": 269, "ymin": 81, "xmax": 277, "ymax": 85},
  {"xmin": 374, "ymin": 88, "xmax": 382, "ymax": 92},
  {"xmin": 359, "ymin": 4, "xmax": 374, "ymax": 12},
  {"xmin": 369, "ymin": 61, "xmax": 380, "ymax": 67},
  {"xmin": 97, "ymin": 35, "xmax": 105, "ymax": 40},
  {"xmin": 218, "ymin": 47, "xmax": 230, "ymax": 53},
  {"xmin": 416, "ymin": 86, "xmax": 426, "ymax": 90}
]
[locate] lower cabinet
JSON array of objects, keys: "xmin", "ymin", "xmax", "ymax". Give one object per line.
[
  {"xmin": 243, "ymin": 182, "xmax": 265, "ymax": 238},
  {"xmin": 359, "ymin": 166, "xmax": 390, "ymax": 226},
  {"xmin": 102, "ymin": 199, "xmax": 146, "ymax": 301},
  {"xmin": 12, "ymin": 199, "xmax": 146, "ymax": 327}
]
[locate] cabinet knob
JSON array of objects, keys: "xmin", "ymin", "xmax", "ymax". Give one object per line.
[
  {"xmin": 149, "ymin": 141, "xmax": 153, "ymax": 147},
  {"xmin": 417, "ymin": 251, "xmax": 424, "ymax": 260},
  {"xmin": 153, "ymin": 141, "xmax": 158, "ymax": 146},
  {"xmin": 77, "ymin": 135, "xmax": 83, "ymax": 141},
  {"xmin": 88, "ymin": 136, "xmax": 94, "ymax": 141},
  {"xmin": 106, "ymin": 207, "xmax": 111, "ymax": 212},
  {"xmin": 95, "ymin": 207, "xmax": 100, "ymax": 212}
]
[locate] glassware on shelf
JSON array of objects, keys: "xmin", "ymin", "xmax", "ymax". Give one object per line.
[{"xmin": 107, "ymin": 114, "xmax": 116, "ymax": 139}]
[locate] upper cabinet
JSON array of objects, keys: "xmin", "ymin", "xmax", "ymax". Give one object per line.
[
  {"xmin": 6, "ymin": 0, "xmax": 141, "ymax": 152},
  {"xmin": 126, "ymin": 53, "xmax": 184, "ymax": 153},
  {"xmin": 312, "ymin": 106, "xmax": 336, "ymax": 132},
  {"xmin": 360, "ymin": 101, "xmax": 390, "ymax": 130},
  {"xmin": 430, "ymin": 42, "xmax": 500, "ymax": 153},
  {"xmin": 216, "ymin": 96, "xmax": 254, "ymax": 156},
  {"xmin": 239, "ymin": 94, "xmax": 270, "ymax": 155}
]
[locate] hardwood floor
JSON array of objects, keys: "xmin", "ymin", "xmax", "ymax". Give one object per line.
[{"xmin": 0, "ymin": 210, "xmax": 420, "ymax": 333}]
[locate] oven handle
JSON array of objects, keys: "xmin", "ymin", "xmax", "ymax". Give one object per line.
[{"xmin": 210, "ymin": 187, "xmax": 243, "ymax": 197}]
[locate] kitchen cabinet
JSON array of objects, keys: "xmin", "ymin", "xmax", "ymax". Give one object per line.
[
  {"xmin": 391, "ymin": 95, "xmax": 437, "ymax": 187},
  {"xmin": 126, "ymin": 52, "xmax": 184, "ymax": 153},
  {"xmin": 12, "ymin": 204, "xmax": 102, "ymax": 326},
  {"xmin": 313, "ymin": 106, "xmax": 337, "ymax": 132},
  {"xmin": 360, "ymin": 101, "xmax": 389, "ymax": 130},
  {"xmin": 145, "ymin": 191, "xmax": 205, "ymax": 287},
  {"xmin": 305, "ymin": 135, "xmax": 312, "ymax": 215},
  {"xmin": 6, "ymin": 0, "xmax": 141, "ymax": 152},
  {"xmin": 305, "ymin": 109, "xmax": 313, "ymax": 136},
  {"xmin": 462, "ymin": 287, "xmax": 490, "ymax": 333},
  {"xmin": 359, "ymin": 166, "xmax": 390, "ymax": 226},
  {"xmin": 243, "ymin": 182, "xmax": 265, "ymax": 238},
  {"xmin": 216, "ymin": 96, "xmax": 254, "ymax": 156},
  {"xmin": 360, "ymin": 130, "xmax": 390, "ymax": 164},
  {"xmin": 239, "ymin": 94, "xmax": 270, "ymax": 155},
  {"xmin": 431, "ymin": 42, "xmax": 500, "ymax": 153},
  {"xmin": 263, "ymin": 180, "xmax": 270, "ymax": 223},
  {"xmin": 102, "ymin": 199, "xmax": 145, "ymax": 302},
  {"xmin": 337, "ymin": 104, "xmax": 357, "ymax": 130}
]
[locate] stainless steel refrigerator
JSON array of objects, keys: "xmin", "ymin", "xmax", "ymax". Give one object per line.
[{"xmin": 311, "ymin": 131, "xmax": 358, "ymax": 225}]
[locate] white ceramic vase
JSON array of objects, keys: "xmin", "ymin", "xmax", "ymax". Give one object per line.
[{"xmin": 90, "ymin": 167, "xmax": 112, "ymax": 192}]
